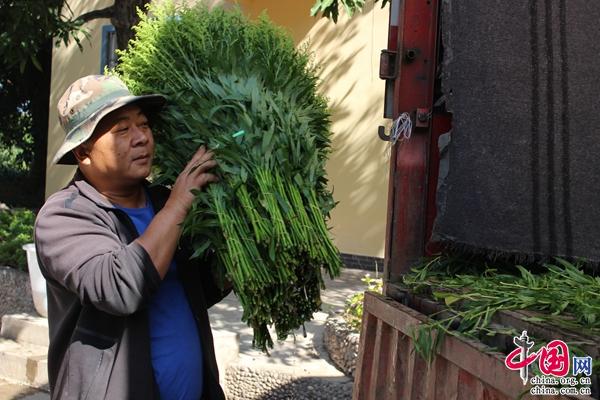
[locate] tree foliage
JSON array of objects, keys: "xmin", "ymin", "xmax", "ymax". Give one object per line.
[
  {"xmin": 76, "ymin": 0, "xmax": 151, "ymax": 51},
  {"xmin": 0, "ymin": 0, "xmax": 84, "ymax": 73},
  {"xmin": 0, "ymin": 0, "xmax": 149, "ymax": 206},
  {"xmin": 310, "ymin": 0, "xmax": 390, "ymax": 23},
  {"xmin": 0, "ymin": 0, "xmax": 151, "ymax": 74},
  {"xmin": 0, "ymin": 0, "xmax": 83, "ymax": 173}
]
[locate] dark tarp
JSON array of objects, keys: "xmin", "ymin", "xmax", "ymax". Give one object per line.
[{"xmin": 434, "ymin": 0, "xmax": 600, "ymax": 265}]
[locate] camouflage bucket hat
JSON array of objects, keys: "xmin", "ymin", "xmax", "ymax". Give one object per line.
[{"xmin": 53, "ymin": 75, "xmax": 166, "ymax": 165}]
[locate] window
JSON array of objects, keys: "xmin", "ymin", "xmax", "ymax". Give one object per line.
[{"xmin": 100, "ymin": 25, "xmax": 117, "ymax": 73}]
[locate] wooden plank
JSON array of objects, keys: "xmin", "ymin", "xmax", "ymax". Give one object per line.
[
  {"xmin": 352, "ymin": 309, "xmax": 378, "ymax": 400},
  {"xmin": 400, "ymin": 334, "xmax": 417, "ymax": 400},
  {"xmin": 457, "ymin": 369, "xmax": 485, "ymax": 400},
  {"xmin": 495, "ymin": 310, "xmax": 600, "ymax": 358},
  {"xmin": 385, "ymin": 329, "xmax": 402, "ymax": 400},
  {"xmin": 410, "ymin": 348, "xmax": 430, "ymax": 400},
  {"xmin": 434, "ymin": 357, "xmax": 459, "ymax": 400},
  {"xmin": 437, "ymin": 329, "xmax": 524, "ymax": 397},
  {"xmin": 367, "ymin": 319, "xmax": 383, "ymax": 400},
  {"xmin": 482, "ymin": 384, "xmax": 514, "ymax": 400},
  {"xmin": 374, "ymin": 321, "xmax": 394, "ymax": 399},
  {"xmin": 394, "ymin": 331, "xmax": 413, "ymax": 400},
  {"xmin": 423, "ymin": 355, "xmax": 438, "ymax": 400},
  {"xmin": 364, "ymin": 292, "xmax": 425, "ymax": 334}
]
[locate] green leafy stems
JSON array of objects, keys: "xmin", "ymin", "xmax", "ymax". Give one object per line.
[{"xmin": 403, "ymin": 256, "xmax": 600, "ymax": 365}]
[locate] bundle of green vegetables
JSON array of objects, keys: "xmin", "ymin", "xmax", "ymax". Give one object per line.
[{"xmin": 116, "ymin": 2, "xmax": 341, "ymax": 351}]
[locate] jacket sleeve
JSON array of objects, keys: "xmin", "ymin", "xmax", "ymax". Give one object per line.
[{"xmin": 34, "ymin": 193, "xmax": 161, "ymax": 316}]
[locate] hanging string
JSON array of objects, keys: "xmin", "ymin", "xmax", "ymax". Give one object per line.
[
  {"xmin": 384, "ymin": 112, "xmax": 413, "ymax": 160},
  {"xmin": 384, "ymin": 112, "xmax": 412, "ymax": 159},
  {"xmin": 390, "ymin": 112, "xmax": 412, "ymax": 144}
]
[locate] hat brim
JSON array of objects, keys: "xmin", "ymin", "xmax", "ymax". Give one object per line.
[{"xmin": 53, "ymin": 94, "xmax": 167, "ymax": 165}]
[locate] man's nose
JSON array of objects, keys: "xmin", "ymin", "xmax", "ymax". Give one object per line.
[{"xmin": 131, "ymin": 126, "xmax": 149, "ymax": 146}]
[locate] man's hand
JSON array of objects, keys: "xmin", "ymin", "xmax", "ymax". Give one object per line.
[
  {"xmin": 166, "ymin": 146, "xmax": 219, "ymax": 221},
  {"xmin": 138, "ymin": 145, "xmax": 219, "ymax": 278}
]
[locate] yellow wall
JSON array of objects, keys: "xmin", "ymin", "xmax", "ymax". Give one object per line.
[
  {"xmin": 46, "ymin": 0, "xmax": 113, "ymax": 196},
  {"xmin": 47, "ymin": 0, "xmax": 390, "ymax": 258}
]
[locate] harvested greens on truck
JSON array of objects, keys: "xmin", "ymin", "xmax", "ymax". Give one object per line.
[{"xmin": 116, "ymin": 2, "xmax": 341, "ymax": 351}]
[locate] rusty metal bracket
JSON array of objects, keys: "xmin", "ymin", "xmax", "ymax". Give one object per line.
[
  {"xmin": 379, "ymin": 50, "xmax": 398, "ymax": 80},
  {"xmin": 415, "ymin": 107, "xmax": 431, "ymax": 128}
]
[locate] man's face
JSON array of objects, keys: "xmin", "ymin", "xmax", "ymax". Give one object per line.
[{"xmin": 77, "ymin": 104, "xmax": 154, "ymax": 187}]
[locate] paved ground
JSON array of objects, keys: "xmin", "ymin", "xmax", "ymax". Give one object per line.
[
  {"xmin": 0, "ymin": 267, "xmax": 373, "ymax": 399},
  {"xmin": 0, "ymin": 380, "xmax": 48, "ymax": 400}
]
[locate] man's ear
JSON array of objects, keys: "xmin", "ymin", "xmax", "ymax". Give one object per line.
[{"xmin": 72, "ymin": 144, "xmax": 91, "ymax": 165}]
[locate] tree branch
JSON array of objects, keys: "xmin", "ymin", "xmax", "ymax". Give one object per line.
[{"xmin": 76, "ymin": 5, "xmax": 115, "ymax": 23}]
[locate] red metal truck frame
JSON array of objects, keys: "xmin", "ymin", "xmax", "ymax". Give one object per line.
[{"xmin": 383, "ymin": 0, "xmax": 449, "ymax": 287}]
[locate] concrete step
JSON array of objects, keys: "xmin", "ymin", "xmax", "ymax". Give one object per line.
[
  {"xmin": 0, "ymin": 338, "xmax": 48, "ymax": 389},
  {"xmin": 1, "ymin": 314, "xmax": 49, "ymax": 347}
]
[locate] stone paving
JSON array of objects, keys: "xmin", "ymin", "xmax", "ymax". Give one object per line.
[{"xmin": 0, "ymin": 379, "xmax": 48, "ymax": 400}]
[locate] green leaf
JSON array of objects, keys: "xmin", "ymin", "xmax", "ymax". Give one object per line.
[
  {"xmin": 310, "ymin": 0, "xmax": 323, "ymax": 16},
  {"xmin": 523, "ymin": 316, "xmax": 545, "ymax": 323},
  {"xmin": 444, "ymin": 295, "xmax": 461, "ymax": 306},
  {"xmin": 190, "ymin": 241, "xmax": 211, "ymax": 259},
  {"xmin": 30, "ymin": 55, "xmax": 43, "ymax": 71},
  {"xmin": 268, "ymin": 240, "xmax": 276, "ymax": 262},
  {"xmin": 262, "ymin": 127, "xmax": 274, "ymax": 153},
  {"xmin": 342, "ymin": 0, "xmax": 354, "ymax": 17}
]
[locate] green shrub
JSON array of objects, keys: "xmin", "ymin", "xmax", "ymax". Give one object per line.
[
  {"xmin": 343, "ymin": 274, "xmax": 383, "ymax": 331},
  {"xmin": 0, "ymin": 144, "xmax": 29, "ymax": 172},
  {"xmin": 0, "ymin": 208, "xmax": 35, "ymax": 271}
]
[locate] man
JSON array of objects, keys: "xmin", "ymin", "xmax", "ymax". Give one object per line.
[{"xmin": 35, "ymin": 75, "xmax": 229, "ymax": 399}]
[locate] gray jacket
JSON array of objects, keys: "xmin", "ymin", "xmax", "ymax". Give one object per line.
[{"xmin": 34, "ymin": 171, "xmax": 229, "ymax": 400}]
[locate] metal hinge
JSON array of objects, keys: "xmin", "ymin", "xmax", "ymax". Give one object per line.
[{"xmin": 379, "ymin": 50, "xmax": 398, "ymax": 80}]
